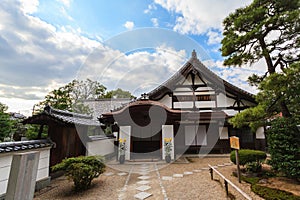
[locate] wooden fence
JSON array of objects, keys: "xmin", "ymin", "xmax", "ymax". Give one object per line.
[{"xmin": 208, "ymin": 164, "xmax": 252, "ymax": 200}]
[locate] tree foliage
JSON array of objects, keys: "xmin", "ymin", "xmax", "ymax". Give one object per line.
[
  {"xmin": 230, "ymin": 62, "xmax": 300, "ymax": 129},
  {"xmin": 221, "ymin": 0, "xmax": 300, "ymax": 73},
  {"xmin": 0, "ymin": 102, "xmax": 14, "ymax": 141},
  {"xmin": 36, "ymin": 79, "xmax": 135, "ymax": 114},
  {"xmin": 267, "ymin": 118, "xmax": 300, "ymax": 180},
  {"xmin": 37, "ymin": 79, "xmax": 107, "ymax": 114},
  {"xmin": 221, "ymin": 0, "xmax": 299, "ymax": 117},
  {"xmin": 103, "ymin": 88, "xmax": 135, "ymax": 99}
]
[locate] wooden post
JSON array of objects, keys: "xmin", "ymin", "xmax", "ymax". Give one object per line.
[
  {"xmin": 37, "ymin": 124, "xmax": 44, "ymax": 139},
  {"xmin": 209, "ymin": 168, "xmax": 213, "ymax": 180},
  {"xmin": 235, "ymin": 149, "xmax": 241, "ymax": 183},
  {"xmin": 224, "ymin": 179, "xmax": 229, "ymax": 196},
  {"xmin": 230, "ymin": 136, "xmax": 241, "ymax": 183}
]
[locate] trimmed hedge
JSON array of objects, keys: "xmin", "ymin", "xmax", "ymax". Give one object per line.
[
  {"xmin": 230, "ymin": 149, "xmax": 267, "ymax": 166},
  {"xmin": 52, "ymin": 156, "xmax": 105, "ymax": 191},
  {"xmin": 267, "ymin": 117, "xmax": 300, "ymax": 180}
]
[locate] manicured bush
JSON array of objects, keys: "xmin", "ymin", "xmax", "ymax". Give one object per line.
[
  {"xmin": 230, "ymin": 149, "xmax": 267, "ymax": 166},
  {"xmin": 52, "ymin": 156, "xmax": 105, "ymax": 191},
  {"xmin": 267, "ymin": 117, "xmax": 300, "ymax": 180},
  {"xmin": 246, "ymin": 161, "xmax": 262, "ymax": 173}
]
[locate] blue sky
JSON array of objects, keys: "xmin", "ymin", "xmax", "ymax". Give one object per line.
[{"xmin": 0, "ymin": 0, "xmax": 265, "ymax": 115}]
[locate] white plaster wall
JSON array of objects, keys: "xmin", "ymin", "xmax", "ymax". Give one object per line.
[
  {"xmin": 119, "ymin": 126, "xmax": 131, "ymax": 160},
  {"xmin": 158, "ymin": 95, "xmax": 172, "ymax": 108},
  {"xmin": 182, "ymin": 75, "xmax": 193, "ymax": 85},
  {"xmin": 219, "ymin": 127, "xmax": 229, "ymax": 139},
  {"xmin": 174, "ymin": 87, "xmax": 192, "ymax": 91},
  {"xmin": 195, "ymin": 101, "xmax": 215, "ymax": 108},
  {"xmin": 217, "ymin": 93, "xmax": 235, "ymax": 107},
  {"xmin": 174, "ymin": 101, "xmax": 193, "ymax": 109},
  {"xmin": 162, "ymin": 125, "xmax": 174, "ymax": 160},
  {"xmin": 86, "ymin": 138, "xmax": 115, "ymax": 156},
  {"xmin": 0, "ymin": 148, "xmax": 50, "ymax": 197},
  {"xmin": 194, "ymin": 75, "xmax": 205, "ymax": 85},
  {"xmin": 195, "ymin": 86, "xmax": 214, "ymax": 91},
  {"xmin": 256, "ymin": 127, "xmax": 265, "ymax": 139},
  {"xmin": 173, "ymin": 92, "xmax": 193, "ymax": 95},
  {"xmin": 185, "ymin": 126, "xmax": 197, "ymax": 145}
]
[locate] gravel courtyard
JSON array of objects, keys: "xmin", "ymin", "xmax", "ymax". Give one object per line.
[{"xmin": 34, "ymin": 156, "xmax": 262, "ymax": 200}]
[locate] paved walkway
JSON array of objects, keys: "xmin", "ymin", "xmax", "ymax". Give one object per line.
[{"xmin": 103, "ymin": 160, "xmax": 234, "ymax": 200}]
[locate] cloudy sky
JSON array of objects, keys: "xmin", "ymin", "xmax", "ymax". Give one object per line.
[{"xmin": 0, "ymin": 0, "xmax": 265, "ymax": 116}]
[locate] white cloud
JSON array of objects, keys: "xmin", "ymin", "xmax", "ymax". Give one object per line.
[
  {"xmin": 151, "ymin": 18, "xmax": 159, "ymax": 27},
  {"xmin": 144, "ymin": 3, "xmax": 157, "ymax": 14},
  {"xmin": 0, "ymin": 0, "xmax": 102, "ymax": 113},
  {"xmin": 76, "ymin": 46, "xmax": 187, "ymax": 96},
  {"xmin": 20, "ymin": 0, "xmax": 39, "ymax": 14},
  {"xmin": 202, "ymin": 59, "xmax": 265, "ymax": 94},
  {"xmin": 123, "ymin": 21, "xmax": 135, "ymax": 30},
  {"xmin": 154, "ymin": 0, "xmax": 252, "ymax": 35},
  {"xmin": 60, "ymin": 6, "xmax": 73, "ymax": 21},
  {"xmin": 57, "ymin": 0, "xmax": 72, "ymax": 8},
  {"xmin": 206, "ymin": 30, "xmax": 222, "ymax": 45}
]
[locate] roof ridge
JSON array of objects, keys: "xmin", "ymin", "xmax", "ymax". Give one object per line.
[
  {"xmin": 44, "ymin": 106, "xmax": 92, "ymax": 119},
  {"xmin": 148, "ymin": 50, "xmax": 255, "ymax": 101}
]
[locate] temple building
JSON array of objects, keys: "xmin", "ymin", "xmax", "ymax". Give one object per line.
[{"xmin": 100, "ymin": 50, "xmax": 266, "ymax": 161}]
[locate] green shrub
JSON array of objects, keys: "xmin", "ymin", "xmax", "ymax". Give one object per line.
[
  {"xmin": 52, "ymin": 156, "xmax": 105, "ymax": 191},
  {"xmin": 242, "ymin": 176, "xmax": 300, "ymax": 200},
  {"xmin": 230, "ymin": 149, "xmax": 267, "ymax": 166},
  {"xmin": 267, "ymin": 117, "xmax": 300, "ymax": 180},
  {"xmin": 246, "ymin": 161, "xmax": 262, "ymax": 173}
]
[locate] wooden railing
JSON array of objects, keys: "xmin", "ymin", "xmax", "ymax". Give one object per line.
[{"xmin": 208, "ymin": 164, "xmax": 252, "ymax": 200}]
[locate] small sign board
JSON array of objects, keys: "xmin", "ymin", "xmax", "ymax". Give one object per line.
[{"xmin": 230, "ymin": 136, "xmax": 240, "ymax": 150}]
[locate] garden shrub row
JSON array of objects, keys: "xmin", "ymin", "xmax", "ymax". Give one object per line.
[
  {"xmin": 242, "ymin": 176, "xmax": 300, "ymax": 200},
  {"xmin": 230, "ymin": 149, "xmax": 267, "ymax": 166}
]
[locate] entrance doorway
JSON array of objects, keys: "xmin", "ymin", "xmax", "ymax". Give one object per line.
[{"xmin": 131, "ymin": 126, "xmax": 162, "ymax": 160}]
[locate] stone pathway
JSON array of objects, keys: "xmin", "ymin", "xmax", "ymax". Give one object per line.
[{"xmin": 110, "ymin": 161, "xmax": 234, "ymax": 200}]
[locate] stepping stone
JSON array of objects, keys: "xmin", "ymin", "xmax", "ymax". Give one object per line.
[
  {"xmin": 201, "ymin": 167, "xmax": 209, "ymax": 170},
  {"xmin": 184, "ymin": 171, "xmax": 193, "ymax": 175},
  {"xmin": 162, "ymin": 176, "xmax": 173, "ymax": 181},
  {"xmin": 138, "ymin": 176, "xmax": 150, "ymax": 180},
  {"xmin": 224, "ymin": 163, "xmax": 233, "ymax": 166},
  {"xmin": 134, "ymin": 192, "xmax": 152, "ymax": 200},
  {"xmin": 173, "ymin": 174, "xmax": 183, "ymax": 178},
  {"xmin": 139, "ymin": 172, "xmax": 149, "ymax": 175},
  {"xmin": 118, "ymin": 172, "xmax": 127, "ymax": 176},
  {"xmin": 193, "ymin": 170, "xmax": 202, "ymax": 173},
  {"xmin": 136, "ymin": 185, "xmax": 151, "ymax": 192},
  {"xmin": 137, "ymin": 180, "xmax": 150, "ymax": 185},
  {"xmin": 139, "ymin": 170, "xmax": 150, "ymax": 173},
  {"xmin": 104, "ymin": 172, "xmax": 114, "ymax": 176}
]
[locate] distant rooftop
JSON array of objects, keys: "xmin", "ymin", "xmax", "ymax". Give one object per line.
[
  {"xmin": 23, "ymin": 106, "xmax": 100, "ymax": 126},
  {"xmin": 84, "ymin": 98, "xmax": 132, "ymax": 119}
]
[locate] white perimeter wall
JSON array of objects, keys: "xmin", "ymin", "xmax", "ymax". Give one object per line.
[
  {"xmin": 86, "ymin": 138, "xmax": 115, "ymax": 156},
  {"xmin": 0, "ymin": 148, "xmax": 50, "ymax": 196}
]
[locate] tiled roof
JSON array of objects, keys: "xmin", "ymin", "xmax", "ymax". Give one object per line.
[
  {"xmin": 102, "ymin": 100, "xmax": 187, "ymax": 116},
  {"xmin": 84, "ymin": 98, "xmax": 132, "ymax": 119},
  {"xmin": 23, "ymin": 106, "xmax": 100, "ymax": 126},
  {"xmin": 148, "ymin": 50, "xmax": 256, "ymax": 102},
  {"xmin": 0, "ymin": 139, "xmax": 53, "ymax": 153}
]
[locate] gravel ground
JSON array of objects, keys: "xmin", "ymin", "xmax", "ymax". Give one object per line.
[{"xmin": 34, "ymin": 156, "xmax": 261, "ymax": 200}]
